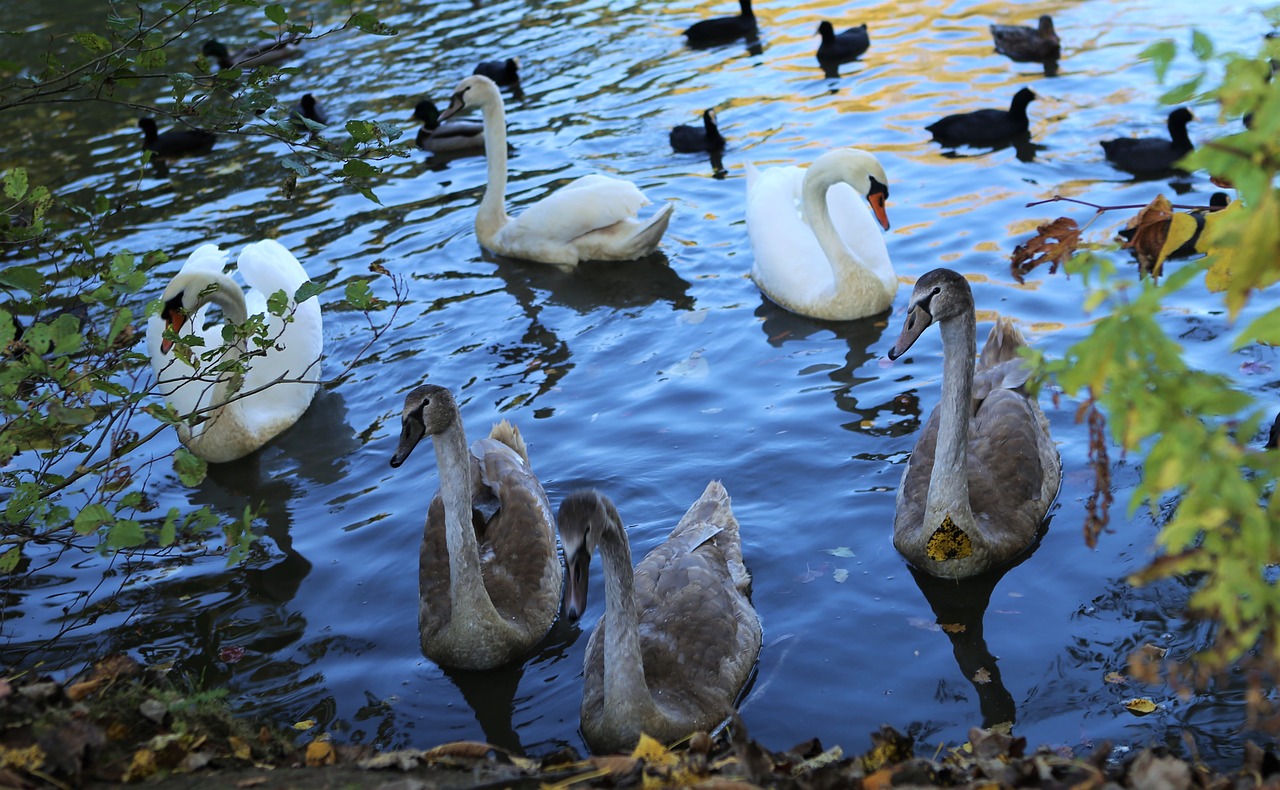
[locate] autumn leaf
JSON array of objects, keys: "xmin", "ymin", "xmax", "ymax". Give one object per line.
[
  {"xmin": 1123, "ymin": 698, "xmax": 1158, "ymax": 716},
  {"xmin": 305, "ymin": 739, "xmax": 336, "ymax": 766},
  {"xmin": 1203, "ymin": 198, "xmax": 1247, "ymax": 293},
  {"xmin": 1104, "ymin": 671, "xmax": 1127, "ymax": 685},
  {"xmin": 1119, "ymin": 194, "xmax": 1208, "ymax": 277},
  {"xmin": 1010, "ymin": 217, "xmax": 1081, "ymax": 283},
  {"xmin": 423, "ymin": 741, "xmax": 498, "ymax": 760},
  {"xmin": 632, "ymin": 733, "xmax": 678, "ymax": 768},
  {"xmin": 940, "ymin": 622, "xmax": 967, "ymax": 634},
  {"xmin": 972, "ymin": 667, "xmax": 992, "ymax": 684}
]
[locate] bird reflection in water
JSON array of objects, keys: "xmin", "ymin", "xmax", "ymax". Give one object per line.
[{"xmin": 906, "ymin": 522, "xmax": 1049, "ymax": 728}]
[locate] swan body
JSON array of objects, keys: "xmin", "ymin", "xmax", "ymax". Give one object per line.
[
  {"xmin": 412, "ymin": 99, "xmax": 485, "ymax": 153},
  {"xmin": 927, "ymin": 87, "xmax": 1036, "ymax": 147},
  {"xmin": 202, "ymin": 37, "xmax": 301, "ymax": 70},
  {"xmin": 816, "ymin": 21, "xmax": 870, "ymax": 64},
  {"xmin": 138, "ymin": 118, "xmax": 216, "ymax": 158},
  {"xmin": 1101, "ymin": 107, "xmax": 1195, "ymax": 177},
  {"xmin": 558, "ymin": 482, "xmax": 761, "ymax": 754},
  {"xmin": 683, "ymin": 0, "xmax": 757, "ymax": 46},
  {"xmin": 440, "ymin": 75, "xmax": 673, "ymax": 265},
  {"xmin": 746, "ymin": 148, "xmax": 897, "ymax": 321},
  {"xmin": 389, "ymin": 384, "xmax": 562, "ymax": 670},
  {"xmin": 887, "ymin": 269, "xmax": 1060, "ymax": 579},
  {"xmin": 146, "ymin": 240, "xmax": 322, "ymax": 463},
  {"xmin": 991, "ymin": 15, "xmax": 1060, "ymax": 73},
  {"xmin": 670, "ymin": 109, "xmax": 725, "ymax": 153}
]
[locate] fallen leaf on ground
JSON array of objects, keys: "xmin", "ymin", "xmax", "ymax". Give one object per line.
[{"xmin": 1010, "ymin": 217, "xmax": 1081, "ymax": 282}]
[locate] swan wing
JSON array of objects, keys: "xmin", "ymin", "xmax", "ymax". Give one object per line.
[
  {"xmin": 746, "ymin": 163, "xmax": 834, "ymax": 306},
  {"xmin": 508, "ymin": 174, "xmax": 650, "ymax": 245},
  {"xmin": 470, "ymin": 436, "xmax": 563, "ymax": 633},
  {"xmin": 237, "ymin": 240, "xmax": 323, "ymax": 435}
]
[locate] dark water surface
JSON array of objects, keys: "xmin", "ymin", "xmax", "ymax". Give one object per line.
[{"xmin": 4, "ymin": 0, "xmax": 1277, "ymax": 766}]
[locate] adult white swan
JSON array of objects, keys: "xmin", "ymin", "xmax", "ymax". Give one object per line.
[
  {"xmin": 146, "ymin": 240, "xmax": 323, "ymax": 463},
  {"xmin": 887, "ymin": 269, "xmax": 1060, "ymax": 579},
  {"xmin": 746, "ymin": 148, "xmax": 898, "ymax": 321},
  {"xmin": 439, "ymin": 75, "xmax": 674, "ymax": 265}
]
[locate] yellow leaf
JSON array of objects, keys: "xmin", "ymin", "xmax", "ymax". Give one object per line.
[
  {"xmin": 229, "ymin": 735, "xmax": 252, "ymax": 761},
  {"xmin": 123, "ymin": 748, "xmax": 158, "ymax": 782},
  {"xmin": 926, "ymin": 514, "xmax": 972, "ymax": 561},
  {"xmin": 293, "ymin": 719, "xmax": 317, "ymax": 731},
  {"xmin": 0, "ymin": 744, "xmax": 46, "ymax": 771},
  {"xmin": 631, "ymin": 733, "xmax": 677, "ymax": 768},
  {"xmin": 1104, "ymin": 671, "xmax": 1126, "ymax": 684},
  {"xmin": 1157, "ymin": 212, "xmax": 1199, "ymax": 267},
  {"xmin": 1201, "ymin": 199, "xmax": 1246, "ymax": 295},
  {"xmin": 305, "ymin": 740, "xmax": 336, "ymax": 766},
  {"xmin": 1123, "ymin": 698, "xmax": 1158, "ymax": 716}
]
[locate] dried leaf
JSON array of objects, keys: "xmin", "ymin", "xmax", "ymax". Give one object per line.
[
  {"xmin": 926, "ymin": 515, "xmax": 972, "ymax": 561},
  {"xmin": 423, "ymin": 741, "xmax": 497, "ymax": 760},
  {"xmin": 229, "ymin": 736, "xmax": 252, "ymax": 761},
  {"xmin": 305, "ymin": 740, "xmax": 336, "ymax": 767},
  {"xmin": 1104, "ymin": 671, "xmax": 1127, "ymax": 685},
  {"xmin": 123, "ymin": 748, "xmax": 158, "ymax": 782},
  {"xmin": 1120, "ymin": 195, "xmax": 1175, "ymax": 277},
  {"xmin": 293, "ymin": 719, "xmax": 317, "ymax": 731},
  {"xmin": 1010, "ymin": 217, "xmax": 1081, "ymax": 283},
  {"xmin": 1123, "ymin": 698, "xmax": 1158, "ymax": 716},
  {"xmin": 939, "ymin": 622, "xmax": 967, "ymax": 634},
  {"xmin": 632, "ymin": 733, "xmax": 677, "ymax": 768},
  {"xmin": 972, "ymin": 667, "xmax": 992, "ymax": 684}
]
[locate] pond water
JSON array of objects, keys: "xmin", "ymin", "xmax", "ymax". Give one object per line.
[{"xmin": 3, "ymin": 0, "xmax": 1278, "ymax": 767}]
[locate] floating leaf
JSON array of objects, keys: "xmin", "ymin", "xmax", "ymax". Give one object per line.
[
  {"xmin": 293, "ymin": 719, "xmax": 317, "ymax": 731},
  {"xmin": 832, "ymin": 568, "xmax": 849, "ymax": 583},
  {"xmin": 1104, "ymin": 671, "xmax": 1127, "ymax": 685},
  {"xmin": 1010, "ymin": 217, "xmax": 1081, "ymax": 283},
  {"xmin": 305, "ymin": 740, "xmax": 336, "ymax": 766},
  {"xmin": 824, "ymin": 546, "xmax": 855, "ymax": 558},
  {"xmin": 1123, "ymin": 698, "xmax": 1158, "ymax": 716}
]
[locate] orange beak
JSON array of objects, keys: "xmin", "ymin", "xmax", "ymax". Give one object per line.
[
  {"xmin": 160, "ymin": 311, "xmax": 186, "ymax": 354},
  {"xmin": 868, "ymin": 192, "xmax": 890, "ymax": 231}
]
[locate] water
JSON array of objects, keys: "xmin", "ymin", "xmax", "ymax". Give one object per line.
[{"xmin": 3, "ymin": 0, "xmax": 1276, "ymax": 766}]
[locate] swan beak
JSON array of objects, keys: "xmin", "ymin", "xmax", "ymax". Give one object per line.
[
  {"xmin": 439, "ymin": 91, "xmax": 467, "ymax": 122},
  {"xmin": 888, "ymin": 304, "xmax": 932, "ymax": 360},
  {"xmin": 564, "ymin": 546, "xmax": 591, "ymax": 622},
  {"xmin": 390, "ymin": 417, "xmax": 427, "ymax": 468},
  {"xmin": 868, "ymin": 192, "xmax": 891, "ymax": 231},
  {"xmin": 159, "ymin": 310, "xmax": 186, "ymax": 354}
]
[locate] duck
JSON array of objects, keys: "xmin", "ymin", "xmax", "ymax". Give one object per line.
[
  {"xmin": 1101, "ymin": 107, "xmax": 1195, "ymax": 177},
  {"xmin": 990, "ymin": 15, "xmax": 1061, "ymax": 75},
  {"xmin": 683, "ymin": 0, "xmax": 757, "ymax": 47},
  {"xmin": 473, "ymin": 58, "xmax": 520, "ymax": 87},
  {"xmin": 887, "ymin": 269, "xmax": 1061, "ymax": 579},
  {"xmin": 290, "ymin": 94, "xmax": 328, "ymax": 131},
  {"xmin": 146, "ymin": 240, "xmax": 323, "ymax": 464},
  {"xmin": 926, "ymin": 87, "xmax": 1036, "ymax": 147},
  {"xmin": 201, "ymin": 36, "xmax": 301, "ymax": 70},
  {"xmin": 558, "ymin": 482, "xmax": 762, "ymax": 754},
  {"xmin": 670, "ymin": 109, "xmax": 725, "ymax": 153},
  {"xmin": 138, "ymin": 118, "xmax": 217, "ymax": 158},
  {"xmin": 389, "ymin": 384, "xmax": 563, "ymax": 671},
  {"xmin": 438, "ymin": 75, "xmax": 674, "ymax": 265},
  {"xmin": 745, "ymin": 148, "xmax": 897, "ymax": 321},
  {"xmin": 412, "ymin": 98, "xmax": 485, "ymax": 153},
  {"xmin": 816, "ymin": 21, "xmax": 870, "ymax": 64}
]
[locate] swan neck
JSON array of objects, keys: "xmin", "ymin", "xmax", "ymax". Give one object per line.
[
  {"xmin": 478, "ymin": 92, "xmax": 511, "ymax": 233},
  {"xmin": 928, "ymin": 312, "xmax": 977, "ymax": 524},
  {"xmin": 801, "ymin": 171, "xmax": 869, "ymax": 288},
  {"xmin": 433, "ymin": 420, "xmax": 497, "ymax": 618},
  {"xmin": 599, "ymin": 523, "xmax": 658, "ymax": 726},
  {"xmin": 200, "ymin": 274, "xmax": 250, "ymax": 406}
]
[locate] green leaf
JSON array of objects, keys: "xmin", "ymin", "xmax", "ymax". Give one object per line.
[
  {"xmin": 159, "ymin": 509, "xmax": 178, "ymax": 547},
  {"xmin": 1159, "ymin": 73, "xmax": 1204, "ymax": 106},
  {"xmin": 1140, "ymin": 39, "xmax": 1177, "ymax": 83},
  {"xmin": 72, "ymin": 32, "xmax": 111, "ymax": 54},
  {"xmin": 74, "ymin": 504, "xmax": 113, "ymax": 535},
  {"xmin": 0, "ymin": 265, "xmax": 44, "ymax": 294},
  {"xmin": 344, "ymin": 279, "xmax": 373, "ymax": 310},
  {"xmin": 1191, "ymin": 29, "xmax": 1213, "ymax": 61},
  {"xmin": 0, "ymin": 546, "xmax": 20, "ymax": 573},
  {"xmin": 348, "ymin": 12, "xmax": 397, "ymax": 35},
  {"xmin": 107, "ymin": 519, "xmax": 145, "ymax": 549},
  {"xmin": 265, "ymin": 4, "xmax": 287, "ymax": 24},
  {"xmin": 294, "ymin": 280, "xmax": 323, "ymax": 303},
  {"xmin": 344, "ymin": 120, "xmax": 375, "ymax": 144},
  {"xmin": 266, "ymin": 289, "xmax": 289, "ymax": 315},
  {"xmin": 173, "ymin": 447, "xmax": 207, "ymax": 487},
  {"xmin": 4, "ymin": 168, "xmax": 28, "ymax": 200},
  {"xmin": 48, "ymin": 401, "xmax": 96, "ymax": 425},
  {"xmin": 108, "ymin": 307, "xmax": 133, "ymax": 345}
]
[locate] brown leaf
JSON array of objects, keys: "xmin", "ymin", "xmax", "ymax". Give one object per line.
[
  {"xmin": 1104, "ymin": 671, "xmax": 1127, "ymax": 685},
  {"xmin": 1120, "ymin": 195, "xmax": 1175, "ymax": 276},
  {"xmin": 972, "ymin": 667, "xmax": 992, "ymax": 684},
  {"xmin": 1010, "ymin": 217, "xmax": 1081, "ymax": 283},
  {"xmin": 422, "ymin": 741, "xmax": 498, "ymax": 760},
  {"xmin": 305, "ymin": 740, "xmax": 336, "ymax": 767},
  {"xmin": 939, "ymin": 622, "xmax": 967, "ymax": 634},
  {"xmin": 1128, "ymin": 643, "xmax": 1168, "ymax": 684}
]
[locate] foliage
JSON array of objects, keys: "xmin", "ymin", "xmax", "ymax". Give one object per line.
[
  {"xmin": 1034, "ymin": 19, "xmax": 1280, "ymax": 706},
  {"xmin": 0, "ymin": 1, "xmax": 404, "ymax": 658}
]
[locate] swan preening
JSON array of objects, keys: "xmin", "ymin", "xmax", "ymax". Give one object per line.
[
  {"xmin": 146, "ymin": 240, "xmax": 323, "ymax": 464},
  {"xmin": 390, "ymin": 384, "xmax": 563, "ymax": 671},
  {"xmin": 558, "ymin": 482, "xmax": 761, "ymax": 754},
  {"xmin": 888, "ymin": 269, "xmax": 1060, "ymax": 579},
  {"xmin": 746, "ymin": 148, "xmax": 897, "ymax": 321},
  {"xmin": 440, "ymin": 75, "xmax": 674, "ymax": 265}
]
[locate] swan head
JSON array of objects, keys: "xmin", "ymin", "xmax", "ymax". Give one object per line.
[
  {"xmin": 154, "ymin": 271, "xmax": 231, "ymax": 355},
  {"xmin": 556, "ymin": 489, "xmax": 621, "ymax": 622},
  {"xmin": 439, "ymin": 75, "xmax": 501, "ymax": 122},
  {"xmin": 888, "ymin": 269, "xmax": 972, "ymax": 359},
  {"xmin": 389, "ymin": 384, "xmax": 458, "ymax": 468},
  {"xmin": 813, "ymin": 149, "xmax": 892, "ymax": 231}
]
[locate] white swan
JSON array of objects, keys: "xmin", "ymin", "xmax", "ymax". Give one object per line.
[
  {"xmin": 146, "ymin": 240, "xmax": 323, "ymax": 463},
  {"xmin": 746, "ymin": 148, "xmax": 898, "ymax": 321},
  {"xmin": 557, "ymin": 482, "xmax": 762, "ymax": 753},
  {"xmin": 439, "ymin": 75, "xmax": 674, "ymax": 265},
  {"xmin": 887, "ymin": 269, "xmax": 1060, "ymax": 579},
  {"xmin": 389, "ymin": 384, "xmax": 563, "ymax": 670}
]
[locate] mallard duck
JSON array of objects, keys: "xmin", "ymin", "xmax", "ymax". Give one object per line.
[
  {"xmin": 887, "ymin": 269, "xmax": 1061, "ymax": 579},
  {"xmin": 412, "ymin": 99, "xmax": 485, "ymax": 153},
  {"xmin": 926, "ymin": 88, "xmax": 1036, "ymax": 147},
  {"xmin": 138, "ymin": 118, "xmax": 216, "ymax": 158},
  {"xmin": 558, "ymin": 482, "xmax": 761, "ymax": 754},
  {"xmin": 1101, "ymin": 107, "xmax": 1195, "ymax": 177},
  {"xmin": 990, "ymin": 15, "xmax": 1060, "ymax": 74}
]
